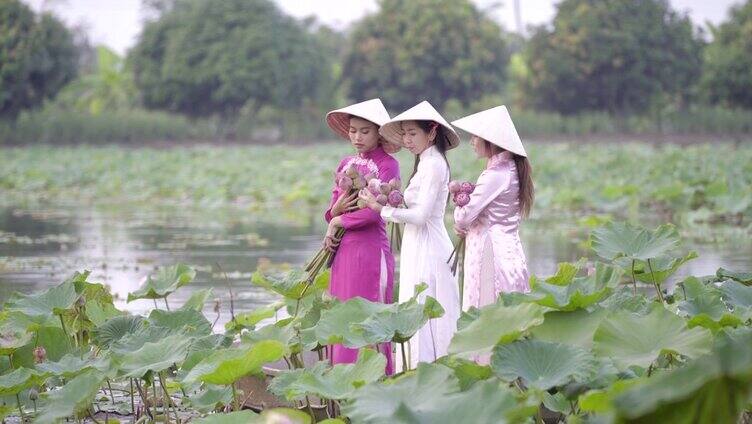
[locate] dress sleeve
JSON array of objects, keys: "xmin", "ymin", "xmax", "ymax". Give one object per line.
[
  {"xmin": 381, "ymin": 159, "xmax": 444, "ymax": 226},
  {"xmin": 453, "ymin": 168, "xmax": 511, "ymax": 231},
  {"xmin": 340, "ymin": 158, "xmax": 400, "ymax": 230}
]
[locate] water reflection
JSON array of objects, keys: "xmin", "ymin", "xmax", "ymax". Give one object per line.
[{"xmin": 1, "ymin": 206, "xmax": 750, "ymax": 327}]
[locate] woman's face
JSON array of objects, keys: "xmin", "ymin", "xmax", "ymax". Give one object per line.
[
  {"xmin": 471, "ymin": 135, "xmax": 488, "ymax": 158},
  {"xmin": 401, "ymin": 121, "xmax": 436, "ymax": 155},
  {"xmin": 348, "ymin": 117, "xmax": 380, "ymax": 154}
]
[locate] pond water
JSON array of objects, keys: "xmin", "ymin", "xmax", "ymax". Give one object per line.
[{"xmin": 1, "ymin": 205, "xmax": 750, "ymax": 327}]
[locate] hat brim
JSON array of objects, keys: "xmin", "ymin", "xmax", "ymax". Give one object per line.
[
  {"xmin": 380, "ymin": 120, "xmax": 460, "ymax": 150},
  {"xmin": 326, "ymin": 112, "xmax": 401, "ymax": 154}
]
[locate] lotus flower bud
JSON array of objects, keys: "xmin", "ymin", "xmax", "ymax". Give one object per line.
[
  {"xmin": 353, "ymin": 177, "xmax": 367, "ymax": 190},
  {"xmin": 29, "ymin": 387, "xmax": 39, "ymax": 401},
  {"xmin": 460, "ymin": 182, "xmax": 475, "ymax": 194},
  {"xmin": 367, "ymin": 178, "xmax": 381, "ymax": 195},
  {"xmin": 387, "ymin": 190, "xmax": 403, "ymax": 207},
  {"xmin": 388, "ymin": 178, "xmax": 401, "ymax": 190},
  {"xmin": 345, "ymin": 165, "xmax": 358, "ymax": 178},
  {"xmin": 379, "ymin": 183, "xmax": 391, "ymax": 195},
  {"xmin": 455, "ymin": 192, "xmax": 471, "ymax": 207},
  {"xmin": 33, "ymin": 346, "xmax": 47, "ymax": 364},
  {"xmin": 356, "ymin": 199, "xmax": 367, "ymax": 209},
  {"xmin": 364, "ymin": 173, "xmax": 375, "ymax": 182},
  {"xmin": 376, "ymin": 194, "xmax": 388, "ymax": 206},
  {"xmin": 337, "ymin": 176, "xmax": 353, "ymax": 192},
  {"xmin": 76, "ymin": 295, "xmax": 86, "ymax": 308},
  {"xmin": 448, "ymin": 181, "xmax": 461, "ymax": 194}
]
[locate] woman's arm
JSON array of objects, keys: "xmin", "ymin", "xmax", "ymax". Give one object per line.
[
  {"xmin": 380, "ymin": 159, "xmax": 444, "ymax": 226},
  {"xmin": 454, "ymin": 168, "xmax": 510, "ymax": 230}
]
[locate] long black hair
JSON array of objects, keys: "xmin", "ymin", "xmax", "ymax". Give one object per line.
[{"xmin": 408, "ymin": 120, "xmax": 452, "ymax": 183}]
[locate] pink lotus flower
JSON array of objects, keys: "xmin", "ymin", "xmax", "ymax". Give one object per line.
[
  {"xmin": 448, "ymin": 180, "xmax": 462, "ymax": 194},
  {"xmin": 376, "ymin": 194, "xmax": 388, "ymax": 206},
  {"xmin": 460, "ymin": 182, "xmax": 475, "ymax": 194},
  {"xmin": 33, "ymin": 346, "xmax": 46, "ymax": 364},
  {"xmin": 387, "ymin": 190, "xmax": 403, "ymax": 207},
  {"xmin": 455, "ymin": 192, "xmax": 470, "ymax": 207}
]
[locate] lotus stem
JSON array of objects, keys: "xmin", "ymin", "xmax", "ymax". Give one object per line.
[
  {"xmin": 400, "ymin": 342, "xmax": 408, "ymax": 373},
  {"xmin": 129, "ymin": 378, "xmax": 135, "ymax": 416},
  {"xmin": 647, "ymin": 259, "xmax": 664, "ymax": 304},
  {"xmin": 15, "ymin": 393, "xmax": 26, "ymax": 421},
  {"xmin": 631, "ymin": 259, "xmax": 637, "ymax": 296},
  {"xmin": 231, "ymin": 382, "xmax": 240, "ymax": 412},
  {"xmin": 58, "ymin": 314, "xmax": 68, "ymax": 337},
  {"xmin": 158, "ymin": 371, "xmax": 178, "ymax": 423},
  {"xmin": 106, "ymin": 378, "xmax": 116, "ymax": 404},
  {"xmin": 163, "ymin": 297, "xmax": 171, "ymax": 311}
]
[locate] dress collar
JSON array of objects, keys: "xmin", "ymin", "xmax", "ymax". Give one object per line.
[
  {"xmin": 358, "ymin": 145, "xmax": 387, "ymax": 160},
  {"xmin": 419, "ymin": 144, "xmax": 438, "ymax": 160}
]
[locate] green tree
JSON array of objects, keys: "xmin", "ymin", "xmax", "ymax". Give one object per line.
[
  {"xmin": 701, "ymin": 1, "xmax": 752, "ymax": 108},
  {"xmin": 520, "ymin": 0, "xmax": 703, "ymax": 115},
  {"xmin": 342, "ymin": 0, "xmax": 510, "ymax": 112},
  {"xmin": 129, "ymin": 0, "xmax": 332, "ymax": 120},
  {"xmin": 0, "ymin": 0, "xmax": 78, "ymax": 118}
]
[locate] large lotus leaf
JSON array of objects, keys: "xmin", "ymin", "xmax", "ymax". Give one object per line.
[
  {"xmin": 593, "ymin": 305, "xmax": 713, "ymax": 370},
  {"xmin": 108, "ymin": 325, "xmax": 174, "ymax": 354},
  {"xmin": 225, "ymin": 301, "xmax": 284, "ymax": 332},
  {"xmin": 0, "ymin": 367, "xmax": 48, "ymax": 395},
  {"xmin": 180, "ymin": 288, "xmax": 214, "ymax": 311},
  {"xmin": 597, "ymin": 287, "xmax": 652, "ymax": 315},
  {"xmin": 352, "ymin": 296, "xmax": 442, "ymax": 344},
  {"xmin": 84, "ymin": 298, "xmax": 122, "ymax": 327},
  {"xmin": 194, "ymin": 410, "xmax": 259, "ymax": 424},
  {"xmin": 678, "ymin": 277, "xmax": 742, "ymax": 331},
  {"xmin": 4, "ymin": 280, "xmax": 78, "ymax": 318},
  {"xmin": 616, "ymin": 251, "xmax": 697, "ymax": 286},
  {"xmin": 435, "ymin": 355, "xmax": 493, "ymax": 391},
  {"xmin": 716, "ymin": 267, "xmax": 752, "ymax": 285},
  {"xmin": 148, "ymin": 308, "xmax": 212, "ymax": 337},
  {"xmin": 7, "ymin": 325, "xmax": 73, "ymax": 369},
  {"xmin": 530, "ymin": 308, "xmax": 608, "ymax": 349},
  {"xmin": 36, "ymin": 354, "xmax": 112, "ymax": 378},
  {"xmin": 35, "ymin": 369, "xmax": 105, "ymax": 424},
  {"xmin": 183, "ymin": 340, "xmax": 285, "ymax": 385},
  {"xmin": 719, "ymin": 279, "xmax": 752, "ymax": 320},
  {"xmin": 577, "ymin": 379, "xmax": 640, "ymax": 413},
  {"xmin": 119, "ymin": 334, "xmax": 192, "ymax": 378},
  {"xmin": 251, "ymin": 269, "xmax": 329, "ymax": 300},
  {"xmin": 341, "ymin": 363, "xmax": 459, "ymax": 422},
  {"xmin": 270, "ymin": 348, "xmax": 386, "ymax": 401},
  {"xmin": 300, "ymin": 297, "xmax": 387, "ymax": 348},
  {"xmin": 91, "ymin": 315, "xmax": 144, "ymax": 349},
  {"xmin": 530, "ymin": 258, "xmax": 587, "ymax": 286},
  {"xmin": 590, "ymin": 222, "xmax": 680, "ymax": 261},
  {"xmin": 343, "ymin": 363, "xmax": 532, "ymax": 424},
  {"xmin": 241, "ymin": 321, "xmax": 296, "ymax": 350},
  {"xmin": 612, "ymin": 329, "xmax": 752, "ymax": 423},
  {"xmin": 187, "ymin": 384, "xmax": 233, "ymax": 413},
  {"xmin": 127, "ymin": 263, "xmax": 196, "ymax": 302},
  {"xmin": 448, "ymin": 303, "xmax": 545, "ymax": 356},
  {"xmin": 197, "ymin": 408, "xmax": 311, "ymax": 424},
  {"xmin": 528, "ymin": 263, "xmax": 622, "ymax": 311},
  {"xmin": 491, "ymin": 339, "xmax": 597, "ymax": 390},
  {"xmin": 0, "ymin": 326, "xmax": 33, "ymax": 356}
]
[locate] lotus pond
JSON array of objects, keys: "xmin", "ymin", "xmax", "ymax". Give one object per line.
[{"xmin": 1, "ymin": 142, "xmax": 752, "ymax": 422}]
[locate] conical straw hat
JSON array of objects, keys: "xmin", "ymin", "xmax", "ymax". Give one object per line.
[
  {"xmin": 451, "ymin": 105, "xmax": 527, "ymax": 157},
  {"xmin": 326, "ymin": 98, "xmax": 399, "ymax": 153},
  {"xmin": 379, "ymin": 100, "xmax": 460, "ymax": 150}
]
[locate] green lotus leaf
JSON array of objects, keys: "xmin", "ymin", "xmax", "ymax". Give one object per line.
[
  {"xmin": 434, "ymin": 355, "xmax": 493, "ymax": 391},
  {"xmin": 118, "ymin": 334, "xmax": 192, "ymax": 378},
  {"xmin": 678, "ymin": 277, "xmax": 742, "ymax": 331},
  {"xmin": 36, "ymin": 353, "xmax": 112, "ymax": 378},
  {"xmin": 109, "ymin": 324, "xmax": 175, "ymax": 354},
  {"xmin": 270, "ymin": 348, "xmax": 385, "ymax": 401},
  {"xmin": 148, "ymin": 308, "xmax": 212, "ymax": 337},
  {"xmin": 719, "ymin": 279, "xmax": 752, "ymax": 320},
  {"xmin": 35, "ymin": 369, "xmax": 105, "ymax": 424},
  {"xmin": 0, "ymin": 367, "xmax": 48, "ymax": 395},
  {"xmin": 127, "ymin": 263, "xmax": 196, "ymax": 302},
  {"xmin": 612, "ymin": 329, "xmax": 752, "ymax": 422},
  {"xmin": 91, "ymin": 315, "xmax": 144, "ymax": 349},
  {"xmin": 193, "ymin": 410, "xmax": 259, "ymax": 424},
  {"xmin": 181, "ymin": 288, "xmax": 214, "ymax": 311},
  {"xmin": 186, "ymin": 384, "xmax": 233, "ymax": 413},
  {"xmin": 591, "ymin": 222, "xmax": 680, "ymax": 261},
  {"xmin": 4, "ymin": 280, "xmax": 78, "ymax": 319},
  {"xmin": 352, "ymin": 296, "xmax": 442, "ymax": 344},
  {"xmin": 593, "ymin": 305, "xmax": 713, "ymax": 370},
  {"xmin": 225, "ymin": 301, "xmax": 284, "ymax": 332},
  {"xmin": 251, "ymin": 269, "xmax": 329, "ymax": 300},
  {"xmin": 530, "ymin": 308, "xmax": 608, "ymax": 349},
  {"xmin": 716, "ymin": 267, "xmax": 752, "ymax": 285},
  {"xmin": 528, "ymin": 262, "xmax": 622, "ymax": 311},
  {"xmin": 300, "ymin": 297, "xmax": 387, "ymax": 348},
  {"xmin": 183, "ymin": 340, "xmax": 285, "ymax": 385},
  {"xmin": 0, "ymin": 327, "xmax": 33, "ymax": 356},
  {"xmin": 448, "ymin": 303, "xmax": 546, "ymax": 356},
  {"xmin": 492, "ymin": 339, "xmax": 598, "ymax": 390}
]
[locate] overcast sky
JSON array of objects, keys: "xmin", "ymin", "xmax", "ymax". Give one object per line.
[{"xmin": 23, "ymin": 0, "xmax": 742, "ymax": 55}]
